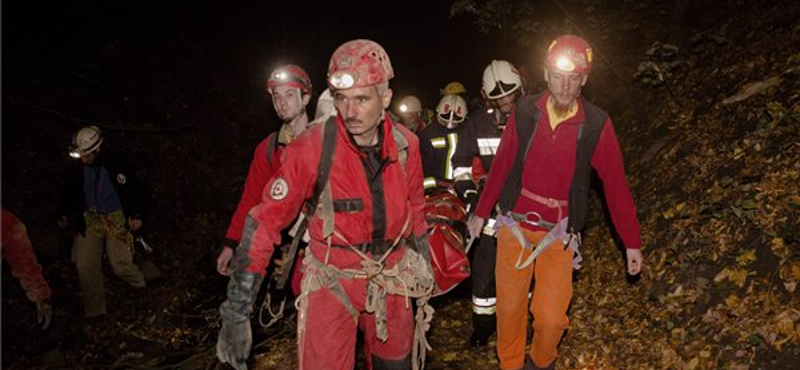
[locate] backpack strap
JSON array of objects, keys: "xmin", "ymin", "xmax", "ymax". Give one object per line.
[
  {"xmin": 311, "ymin": 118, "xmax": 409, "ymax": 240},
  {"xmin": 390, "ymin": 124, "xmax": 409, "ymax": 169},
  {"xmin": 265, "ymin": 131, "xmax": 281, "ymax": 165},
  {"xmin": 272, "ymin": 117, "xmax": 338, "ymax": 290},
  {"xmin": 313, "ymin": 116, "xmax": 339, "ymax": 239}
]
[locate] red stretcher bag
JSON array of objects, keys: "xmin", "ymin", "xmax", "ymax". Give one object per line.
[{"xmin": 424, "ymin": 191, "xmax": 471, "ymax": 296}]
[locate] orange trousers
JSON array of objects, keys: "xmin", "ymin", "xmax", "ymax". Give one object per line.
[{"xmin": 496, "ymin": 226, "xmax": 574, "ymax": 370}]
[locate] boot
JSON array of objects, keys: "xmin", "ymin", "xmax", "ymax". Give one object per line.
[
  {"xmin": 469, "ymin": 313, "xmax": 496, "ymax": 347},
  {"xmin": 524, "ymin": 356, "xmax": 555, "ymax": 370},
  {"xmin": 133, "ymin": 286, "xmax": 148, "ymax": 310}
]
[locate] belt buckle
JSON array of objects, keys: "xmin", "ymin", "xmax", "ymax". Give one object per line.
[
  {"xmin": 544, "ymin": 198, "xmax": 561, "ymax": 208},
  {"xmin": 522, "ymin": 212, "xmax": 544, "ymax": 227}
]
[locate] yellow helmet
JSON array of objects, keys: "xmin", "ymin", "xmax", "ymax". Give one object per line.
[{"xmin": 441, "ymin": 81, "xmax": 467, "ymax": 96}]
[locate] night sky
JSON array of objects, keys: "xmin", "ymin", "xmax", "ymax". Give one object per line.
[{"xmin": 4, "ymin": 0, "xmax": 519, "ymax": 116}]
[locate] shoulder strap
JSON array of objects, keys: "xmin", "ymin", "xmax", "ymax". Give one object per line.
[
  {"xmin": 566, "ymin": 97, "xmax": 609, "ymax": 232},
  {"xmin": 390, "ymin": 124, "xmax": 409, "ymax": 167},
  {"xmin": 309, "ymin": 118, "xmax": 409, "ymax": 238},
  {"xmin": 313, "ymin": 116, "xmax": 339, "ymax": 238},
  {"xmin": 265, "ymin": 131, "xmax": 280, "ymax": 164},
  {"xmin": 274, "ymin": 118, "xmax": 336, "ymax": 289},
  {"xmin": 497, "ymin": 93, "xmax": 542, "ymax": 212}
]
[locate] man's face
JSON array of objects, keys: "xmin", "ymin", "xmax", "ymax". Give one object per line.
[
  {"xmin": 545, "ymin": 68, "xmax": 587, "ymax": 110},
  {"xmin": 81, "ymin": 150, "xmax": 98, "ymax": 165},
  {"xmin": 399, "ymin": 111, "xmax": 421, "ymax": 128},
  {"xmin": 490, "ymin": 92, "xmax": 519, "ymax": 116},
  {"xmin": 333, "ymin": 86, "xmax": 392, "ymax": 141},
  {"xmin": 271, "ymin": 85, "xmax": 309, "ymax": 122}
]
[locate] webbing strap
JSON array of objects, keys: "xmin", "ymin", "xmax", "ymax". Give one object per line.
[
  {"xmin": 495, "ymin": 214, "xmax": 584, "ymax": 270},
  {"xmin": 316, "ymin": 116, "xmax": 339, "ymax": 238},
  {"xmin": 519, "ymin": 188, "xmax": 567, "ymax": 222}
]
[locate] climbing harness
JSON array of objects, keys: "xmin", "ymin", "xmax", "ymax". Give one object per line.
[{"xmin": 496, "ymin": 191, "xmax": 584, "ymax": 270}]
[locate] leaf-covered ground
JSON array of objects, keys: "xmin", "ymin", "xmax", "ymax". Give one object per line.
[{"xmin": 2, "ymin": 1, "xmax": 799, "ymax": 369}]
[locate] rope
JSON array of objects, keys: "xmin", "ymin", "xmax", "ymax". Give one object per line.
[{"xmin": 257, "ymin": 291, "xmax": 287, "ymax": 329}]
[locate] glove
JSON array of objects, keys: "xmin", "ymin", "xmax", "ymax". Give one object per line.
[
  {"xmin": 217, "ymin": 303, "xmax": 252, "ymax": 370},
  {"xmin": 37, "ymin": 298, "xmax": 53, "ymax": 331},
  {"xmin": 216, "ymin": 271, "xmax": 261, "ymax": 370}
]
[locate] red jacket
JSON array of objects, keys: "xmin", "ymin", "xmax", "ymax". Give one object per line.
[
  {"xmin": 241, "ymin": 114, "xmax": 428, "ymax": 275},
  {"xmin": 1, "ymin": 210, "xmax": 52, "ymax": 303},
  {"xmin": 224, "ymin": 130, "xmax": 286, "ymax": 245},
  {"xmin": 476, "ymin": 93, "xmax": 641, "ymax": 249}
]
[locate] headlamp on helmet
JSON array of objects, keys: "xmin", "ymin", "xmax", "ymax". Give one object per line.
[
  {"xmin": 397, "ymin": 95, "xmax": 422, "ymax": 115},
  {"xmin": 69, "ymin": 126, "xmax": 103, "ymax": 158},
  {"xmin": 267, "ymin": 64, "xmax": 313, "ymax": 94},
  {"xmin": 327, "ymin": 39, "xmax": 394, "ymax": 90},
  {"xmin": 545, "ymin": 35, "xmax": 594, "ymax": 74},
  {"xmin": 328, "ymin": 71, "xmax": 356, "ymax": 90}
]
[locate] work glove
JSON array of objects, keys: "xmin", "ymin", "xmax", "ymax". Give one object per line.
[
  {"xmin": 217, "ymin": 303, "xmax": 252, "ymax": 370},
  {"xmin": 36, "ymin": 298, "xmax": 53, "ymax": 331},
  {"xmin": 216, "ymin": 271, "xmax": 261, "ymax": 370}
]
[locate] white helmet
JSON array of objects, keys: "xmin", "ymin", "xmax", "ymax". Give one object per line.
[
  {"xmin": 436, "ymin": 94, "xmax": 468, "ymax": 129},
  {"xmin": 481, "ymin": 60, "xmax": 523, "ymax": 100},
  {"xmin": 69, "ymin": 126, "xmax": 103, "ymax": 158},
  {"xmin": 398, "ymin": 95, "xmax": 422, "ymax": 114}
]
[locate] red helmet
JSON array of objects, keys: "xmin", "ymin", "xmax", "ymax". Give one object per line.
[
  {"xmin": 327, "ymin": 39, "xmax": 394, "ymax": 90},
  {"xmin": 267, "ymin": 64, "xmax": 312, "ymax": 94},
  {"xmin": 545, "ymin": 35, "xmax": 593, "ymax": 74}
]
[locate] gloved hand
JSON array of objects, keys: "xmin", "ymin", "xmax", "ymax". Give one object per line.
[
  {"xmin": 37, "ymin": 298, "xmax": 53, "ymax": 331},
  {"xmin": 216, "ymin": 271, "xmax": 261, "ymax": 370},
  {"xmin": 217, "ymin": 302, "xmax": 252, "ymax": 370}
]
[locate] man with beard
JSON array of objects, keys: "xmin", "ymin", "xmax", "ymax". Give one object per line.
[
  {"xmin": 216, "ymin": 64, "xmax": 313, "ymax": 284},
  {"xmin": 452, "ymin": 59, "xmax": 524, "ymax": 348},
  {"xmin": 467, "ymin": 35, "xmax": 644, "ymax": 370},
  {"xmin": 216, "ymin": 39, "xmax": 434, "ymax": 370}
]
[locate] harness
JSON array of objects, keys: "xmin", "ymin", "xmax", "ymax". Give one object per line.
[
  {"xmin": 295, "ymin": 116, "xmax": 434, "ymax": 370},
  {"xmin": 493, "ymin": 94, "xmax": 606, "ymax": 270},
  {"xmin": 497, "ymin": 94, "xmax": 608, "ymax": 234},
  {"xmin": 496, "ymin": 191, "xmax": 583, "ymax": 270}
]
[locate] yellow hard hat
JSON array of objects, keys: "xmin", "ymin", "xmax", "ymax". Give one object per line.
[{"xmin": 442, "ymin": 81, "xmax": 467, "ymax": 96}]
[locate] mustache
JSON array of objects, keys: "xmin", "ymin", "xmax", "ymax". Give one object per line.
[{"xmin": 344, "ymin": 118, "xmax": 362, "ymax": 125}]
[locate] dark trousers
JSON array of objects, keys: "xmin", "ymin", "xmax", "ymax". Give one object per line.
[{"xmin": 470, "ymin": 233, "xmax": 497, "ymax": 343}]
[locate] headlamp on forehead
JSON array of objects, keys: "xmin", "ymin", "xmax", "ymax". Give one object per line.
[
  {"xmin": 399, "ymin": 103, "xmax": 409, "ymax": 113},
  {"xmin": 272, "ymin": 70, "xmax": 289, "ymax": 81},
  {"xmin": 328, "ymin": 71, "xmax": 355, "ymax": 90},
  {"xmin": 555, "ymin": 57, "xmax": 576, "ymax": 72},
  {"xmin": 69, "ymin": 150, "xmax": 82, "ymax": 159}
]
